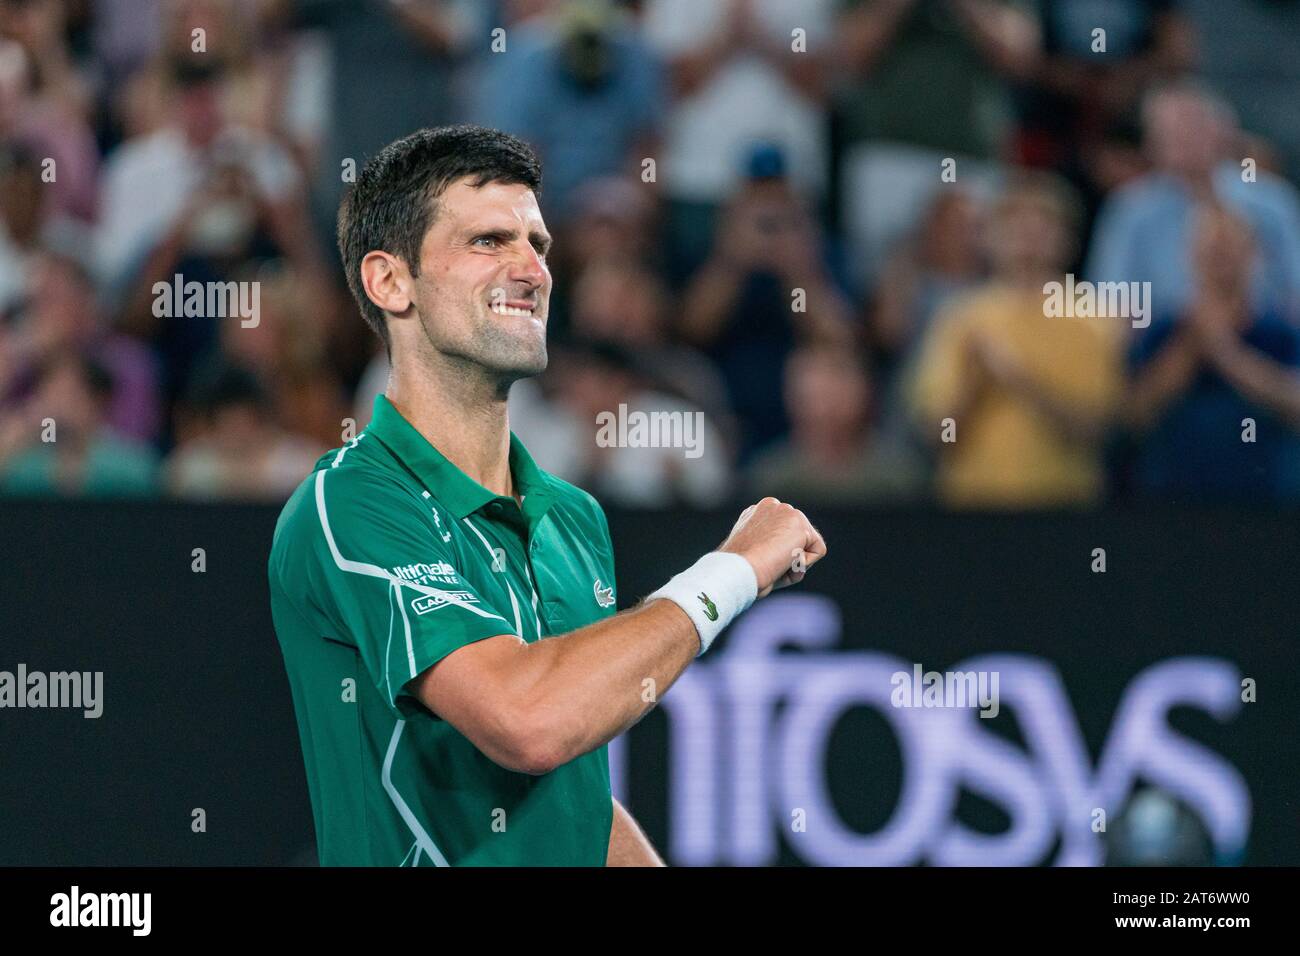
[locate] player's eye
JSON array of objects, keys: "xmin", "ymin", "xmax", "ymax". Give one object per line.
[{"xmin": 472, "ymin": 235, "xmax": 500, "ymax": 249}]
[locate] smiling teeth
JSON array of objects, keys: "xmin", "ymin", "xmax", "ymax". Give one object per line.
[{"xmin": 491, "ymin": 304, "xmax": 535, "ymax": 316}]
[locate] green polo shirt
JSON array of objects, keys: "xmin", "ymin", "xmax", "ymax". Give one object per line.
[{"xmin": 268, "ymin": 394, "xmax": 617, "ymax": 866}]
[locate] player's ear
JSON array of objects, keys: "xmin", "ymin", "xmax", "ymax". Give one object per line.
[{"xmin": 360, "ymin": 250, "xmax": 414, "ymax": 319}]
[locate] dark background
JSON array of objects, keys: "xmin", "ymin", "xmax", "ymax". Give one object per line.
[{"xmin": 1, "ymin": 501, "xmax": 1295, "ymax": 865}]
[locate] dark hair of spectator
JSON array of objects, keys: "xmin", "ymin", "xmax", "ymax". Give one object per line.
[
  {"xmin": 336, "ymin": 125, "xmax": 543, "ymax": 355},
  {"xmin": 0, "ymin": 141, "xmax": 42, "ymax": 179},
  {"xmin": 81, "ymin": 357, "xmax": 114, "ymax": 402},
  {"xmin": 186, "ymin": 362, "xmax": 268, "ymax": 418},
  {"xmin": 995, "ymin": 168, "xmax": 1087, "ymax": 262},
  {"xmin": 169, "ymin": 56, "xmax": 228, "ymax": 90}
]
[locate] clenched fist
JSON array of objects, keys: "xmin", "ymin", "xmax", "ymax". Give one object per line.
[{"xmin": 718, "ymin": 497, "xmax": 827, "ymax": 598}]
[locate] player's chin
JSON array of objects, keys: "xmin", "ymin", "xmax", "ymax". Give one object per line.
[
  {"xmin": 516, "ymin": 337, "xmax": 548, "ymax": 374},
  {"xmin": 494, "ymin": 345, "xmax": 548, "ymax": 381}
]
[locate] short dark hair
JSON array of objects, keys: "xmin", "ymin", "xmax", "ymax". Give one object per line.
[
  {"xmin": 336, "ymin": 125, "xmax": 543, "ymax": 353},
  {"xmin": 185, "ymin": 359, "xmax": 268, "ymax": 419}
]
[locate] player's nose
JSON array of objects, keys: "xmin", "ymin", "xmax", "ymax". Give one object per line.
[{"xmin": 507, "ymin": 241, "xmax": 548, "ymax": 289}]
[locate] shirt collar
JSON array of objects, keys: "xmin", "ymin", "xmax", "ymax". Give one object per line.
[{"xmin": 367, "ymin": 393, "xmax": 555, "ymax": 524}]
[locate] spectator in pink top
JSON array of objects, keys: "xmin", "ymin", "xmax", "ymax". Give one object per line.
[
  {"xmin": 0, "ymin": 34, "xmax": 99, "ymax": 223},
  {"xmin": 0, "ymin": 243, "xmax": 161, "ymax": 445}
]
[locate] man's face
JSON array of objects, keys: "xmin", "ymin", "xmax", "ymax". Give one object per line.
[
  {"xmin": 990, "ymin": 197, "xmax": 1067, "ymax": 276},
  {"xmin": 786, "ymin": 352, "xmax": 869, "ymax": 433},
  {"xmin": 1147, "ymin": 92, "xmax": 1224, "ymax": 178},
  {"xmin": 408, "ymin": 178, "xmax": 552, "ymax": 385}
]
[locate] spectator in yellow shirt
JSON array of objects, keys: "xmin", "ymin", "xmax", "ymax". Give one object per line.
[{"xmin": 909, "ymin": 172, "xmax": 1124, "ymax": 507}]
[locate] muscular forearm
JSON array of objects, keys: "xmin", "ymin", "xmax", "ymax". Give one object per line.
[
  {"xmin": 514, "ymin": 600, "xmax": 697, "ymax": 770},
  {"xmin": 419, "ymin": 599, "xmax": 700, "ymax": 775}
]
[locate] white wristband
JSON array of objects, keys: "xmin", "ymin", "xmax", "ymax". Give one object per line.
[{"xmin": 647, "ymin": 551, "xmax": 758, "ymax": 656}]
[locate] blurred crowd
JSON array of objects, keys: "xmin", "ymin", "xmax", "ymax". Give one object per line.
[{"xmin": 2, "ymin": 0, "xmax": 1300, "ymax": 507}]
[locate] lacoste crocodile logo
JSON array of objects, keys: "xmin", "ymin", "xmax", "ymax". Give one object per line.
[
  {"xmin": 594, "ymin": 579, "xmax": 615, "ymax": 608},
  {"xmin": 698, "ymin": 592, "xmax": 718, "ymax": 621}
]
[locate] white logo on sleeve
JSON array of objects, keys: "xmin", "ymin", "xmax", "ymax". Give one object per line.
[
  {"xmin": 412, "ymin": 591, "xmax": 481, "ymax": 615},
  {"xmin": 390, "ymin": 562, "xmax": 459, "ymax": 586},
  {"xmin": 594, "ymin": 579, "xmax": 615, "ymax": 608}
]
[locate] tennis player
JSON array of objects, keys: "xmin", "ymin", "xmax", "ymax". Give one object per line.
[{"xmin": 268, "ymin": 125, "xmax": 826, "ymax": 866}]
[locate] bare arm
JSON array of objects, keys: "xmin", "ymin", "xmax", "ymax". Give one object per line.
[
  {"xmin": 1126, "ymin": 329, "xmax": 1201, "ymax": 431},
  {"xmin": 948, "ymin": 0, "xmax": 1041, "ymax": 81},
  {"xmin": 1003, "ymin": 372, "xmax": 1112, "ymax": 443},
  {"xmin": 1030, "ymin": 9, "xmax": 1193, "ymax": 109},
  {"xmin": 117, "ymin": 193, "xmax": 208, "ymax": 339},
  {"xmin": 678, "ymin": 259, "xmax": 748, "ymax": 347},
  {"xmin": 909, "ymin": 315, "xmax": 989, "ymax": 443},
  {"xmin": 385, "ymin": 0, "xmax": 462, "ymax": 56},
  {"xmin": 978, "ymin": 337, "xmax": 1116, "ymax": 443},
  {"xmin": 607, "ymin": 798, "xmax": 664, "ymax": 866},
  {"xmin": 665, "ymin": 2, "xmax": 742, "ymax": 97},
  {"xmin": 870, "ymin": 252, "xmax": 921, "ymax": 354},
  {"xmin": 411, "ymin": 599, "xmax": 697, "ymax": 775},
  {"xmin": 411, "ymin": 498, "xmax": 827, "ymax": 775},
  {"xmin": 838, "ymin": 0, "xmax": 919, "ymax": 76},
  {"xmin": 1205, "ymin": 336, "xmax": 1300, "ymax": 429}
]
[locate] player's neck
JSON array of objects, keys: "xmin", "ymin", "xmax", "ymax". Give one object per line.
[{"xmin": 385, "ymin": 365, "xmax": 516, "ymax": 500}]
